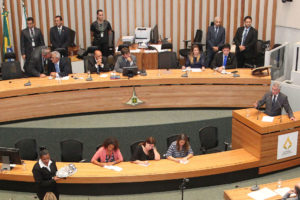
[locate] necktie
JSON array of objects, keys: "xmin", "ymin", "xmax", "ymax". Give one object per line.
[
  {"xmin": 272, "ymin": 95, "xmax": 276, "ymax": 107},
  {"xmin": 215, "ymin": 27, "xmax": 218, "ymax": 38},
  {"xmin": 58, "ymin": 27, "xmax": 62, "ymax": 35},
  {"xmin": 223, "ymin": 55, "xmax": 228, "ymax": 66},
  {"xmin": 55, "ymin": 63, "xmax": 60, "ymax": 73},
  {"xmin": 241, "ymin": 28, "xmax": 248, "ymax": 45},
  {"xmin": 30, "ymin": 29, "xmax": 34, "ymax": 38}
]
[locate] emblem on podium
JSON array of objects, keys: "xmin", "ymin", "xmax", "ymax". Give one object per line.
[{"xmin": 126, "ymin": 87, "xmax": 144, "ymax": 106}]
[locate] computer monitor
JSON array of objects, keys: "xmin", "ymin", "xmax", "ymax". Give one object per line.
[
  {"xmin": 151, "ymin": 24, "xmax": 159, "ymax": 44},
  {"xmin": 123, "ymin": 66, "xmax": 138, "ymax": 78},
  {"xmin": 0, "ymin": 147, "xmax": 22, "ymax": 171}
]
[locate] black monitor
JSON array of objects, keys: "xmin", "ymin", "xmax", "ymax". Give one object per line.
[
  {"xmin": 123, "ymin": 66, "xmax": 138, "ymax": 78},
  {"xmin": 151, "ymin": 24, "xmax": 159, "ymax": 44},
  {"xmin": 0, "ymin": 147, "xmax": 22, "ymax": 171}
]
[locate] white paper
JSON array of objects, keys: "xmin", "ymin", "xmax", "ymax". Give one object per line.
[
  {"xmin": 150, "ymin": 44, "xmax": 162, "ymax": 52},
  {"xmin": 262, "ymin": 116, "xmax": 274, "ymax": 122},
  {"xmin": 138, "ymin": 163, "xmax": 150, "ymax": 167},
  {"xmin": 99, "ymin": 74, "xmax": 108, "ymax": 78},
  {"xmin": 179, "ymin": 160, "xmax": 189, "ymax": 164},
  {"xmin": 191, "ymin": 68, "xmax": 202, "ymax": 72},
  {"xmin": 55, "ymin": 76, "xmax": 69, "ymax": 81},
  {"xmin": 247, "ymin": 187, "xmax": 277, "ymax": 200},
  {"xmin": 274, "ymin": 187, "xmax": 291, "ymax": 197},
  {"xmin": 104, "ymin": 165, "xmax": 123, "ymax": 172}
]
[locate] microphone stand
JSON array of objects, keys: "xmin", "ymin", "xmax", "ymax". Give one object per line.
[
  {"xmin": 256, "ymin": 107, "xmax": 260, "ymax": 120},
  {"xmin": 179, "ymin": 178, "xmax": 189, "ymax": 200}
]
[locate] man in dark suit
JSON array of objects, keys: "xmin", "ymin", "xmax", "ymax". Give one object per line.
[
  {"xmin": 233, "ymin": 16, "xmax": 258, "ymax": 68},
  {"xmin": 114, "ymin": 47, "xmax": 137, "ymax": 73},
  {"xmin": 206, "ymin": 17, "xmax": 225, "ymax": 68},
  {"xmin": 21, "ymin": 17, "xmax": 45, "ymax": 68},
  {"xmin": 85, "ymin": 50, "xmax": 110, "ymax": 73},
  {"xmin": 211, "ymin": 43, "xmax": 237, "ymax": 72},
  {"xmin": 254, "ymin": 82, "xmax": 295, "ymax": 120},
  {"xmin": 48, "ymin": 51, "xmax": 72, "ymax": 77},
  {"xmin": 24, "ymin": 46, "xmax": 51, "ymax": 77},
  {"xmin": 50, "ymin": 16, "xmax": 70, "ymax": 53}
]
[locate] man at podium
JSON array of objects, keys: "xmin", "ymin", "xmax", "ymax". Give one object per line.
[{"xmin": 254, "ymin": 82, "xmax": 295, "ymax": 120}]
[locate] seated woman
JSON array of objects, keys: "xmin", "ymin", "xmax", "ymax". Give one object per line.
[
  {"xmin": 182, "ymin": 44, "xmax": 206, "ymax": 70},
  {"xmin": 91, "ymin": 137, "xmax": 123, "ymax": 167},
  {"xmin": 32, "ymin": 147, "xmax": 60, "ymax": 200},
  {"xmin": 166, "ymin": 134, "xmax": 193, "ymax": 163},
  {"xmin": 131, "ymin": 137, "xmax": 160, "ymax": 165}
]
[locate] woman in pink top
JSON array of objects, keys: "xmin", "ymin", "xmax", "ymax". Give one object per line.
[{"xmin": 91, "ymin": 137, "xmax": 123, "ymax": 167}]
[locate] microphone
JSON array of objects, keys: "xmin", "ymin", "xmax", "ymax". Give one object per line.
[
  {"xmin": 251, "ymin": 181, "xmax": 259, "ymax": 191},
  {"xmin": 24, "ymin": 80, "xmax": 31, "ymax": 86}
]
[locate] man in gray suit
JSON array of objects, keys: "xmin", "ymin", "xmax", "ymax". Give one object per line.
[
  {"xmin": 114, "ymin": 47, "xmax": 137, "ymax": 73},
  {"xmin": 254, "ymin": 82, "xmax": 295, "ymax": 120},
  {"xmin": 206, "ymin": 17, "xmax": 225, "ymax": 68}
]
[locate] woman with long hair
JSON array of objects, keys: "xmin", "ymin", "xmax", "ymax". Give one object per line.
[
  {"xmin": 182, "ymin": 44, "xmax": 206, "ymax": 70},
  {"xmin": 131, "ymin": 137, "xmax": 160, "ymax": 165},
  {"xmin": 166, "ymin": 134, "xmax": 193, "ymax": 163}
]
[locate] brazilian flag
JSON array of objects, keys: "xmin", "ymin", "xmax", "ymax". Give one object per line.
[{"xmin": 2, "ymin": 10, "xmax": 14, "ymax": 60}]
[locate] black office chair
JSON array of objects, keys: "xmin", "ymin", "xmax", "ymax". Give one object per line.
[
  {"xmin": 15, "ymin": 138, "xmax": 38, "ymax": 160},
  {"xmin": 166, "ymin": 135, "xmax": 190, "ymax": 149},
  {"xmin": 60, "ymin": 57, "xmax": 73, "ymax": 74},
  {"xmin": 54, "ymin": 48, "xmax": 68, "ymax": 57},
  {"xmin": 108, "ymin": 30, "xmax": 115, "ymax": 56},
  {"xmin": 69, "ymin": 28, "xmax": 76, "ymax": 47},
  {"xmin": 60, "ymin": 139, "xmax": 84, "ymax": 162},
  {"xmin": 1, "ymin": 61, "xmax": 23, "ymax": 80},
  {"xmin": 179, "ymin": 29, "xmax": 203, "ymax": 58},
  {"xmin": 4, "ymin": 52, "xmax": 16, "ymax": 60},
  {"xmin": 255, "ymin": 40, "xmax": 270, "ymax": 67},
  {"xmin": 199, "ymin": 126, "xmax": 222, "ymax": 154},
  {"xmin": 130, "ymin": 140, "xmax": 144, "ymax": 156},
  {"xmin": 158, "ymin": 51, "xmax": 179, "ymax": 69}
]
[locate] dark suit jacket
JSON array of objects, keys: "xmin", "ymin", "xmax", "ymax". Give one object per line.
[
  {"xmin": 32, "ymin": 160, "xmax": 58, "ymax": 200},
  {"xmin": 211, "ymin": 52, "xmax": 237, "ymax": 69},
  {"xmin": 233, "ymin": 26, "xmax": 258, "ymax": 58},
  {"xmin": 114, "ymin": 55, "xmax": 137, "ymax": 73},
  {"xmin": 20, "ymin": 27, "xmax": 45, "ymax": 59},
  {"xmin": 24, "ymin": 46, "xmax": 47, "ymax": 77},
  {"xmin": 50, "ymin": 26, "xmax": 70, "ymax": 50},
  {"xmin": 206, "ymin": 26, "xmax": 225, "ymax": 51},
  {"xmin": 85, "ymin": 56, "xmax": 110, "ymax": 73},
  {"xmin": 48, "ymin": 57, "xmax": 72, "ymax": 77},
  {"xmin": 257, "ymin": 91, "xmax": 294, "ymax": 118}
]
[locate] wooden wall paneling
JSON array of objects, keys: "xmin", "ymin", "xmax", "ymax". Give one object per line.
[
  {"xmin": 170, "ymin": 0, "xmax": 173, "ymax": 41},
  {"xmin": 163, "ymin": 0, "xmax": 165, "ymax": 38},
  {"xmin": 97, "ymin": 0, "xmax": 99, "ymax": 9},
  {"xmin": 240, "ymin": 0, "xmax": 245, "ymax": 27},
  {"xmin": 177, "ymin": 0, "xmax": 181, "ymax": 56},
  {"xmin": 191, "ymin": 0, "xmax": 195, "ymax": 42},
  {"xmin": 30, "ymin": 0, "xmax": 36, "ymax": 24},
  {"xmin": 134, "ymin": 0, "xmax": 136, "ymax": 28},
  {"xmin": 149, "ymin": 0, "xmax": 151, "ymax": 27},
  {"xmin": 52, "ymin": 0, "xmax": 56, "ymax": 19},
  {"xmin": 81, "ymin": 0, "xmax": 86, "ymax": 48},
  {"xmin": 270, "ymin": 0, "xmax": 277, "ymax": 48},
  {"xmin": 37, "ymin": 0, "xmax": 44, "ymax": 36},
  {"xmin": 226, "ymin": 0, "xmax": 231, "ymax": 43},
  {"xmin": 104, "ymin": 0, "xmax": 107, "ymax": 18},
  {"xmin": 206, "ymin": 0, "xmax": 210, "ymax": 30},
  {"xmin": 248, "ymin": 0, "xmax": 252, "ymax": 16},
  {"xmin": 89, "ymin": 0, "xmax": 92, "ymax": 25},
  {"xmin": 67, "ymin": 0, "xmax": 71, "ymax": 29},
  {"xmin": 156, "ymin": 0, "xmax": 158, "ymax": 26},
  {"xmin": 9, "ymin": 0, "xmax": 19, "ymax": 59},
  {"xmin": 233, "ymin": 0, "xmax": 238, "ymax": 31},
  {"xmin": 74, "ymin": 0, "xmax": 79, "ymax": 47},
  {"xmin": 199, "ymin": 0, "xmax": 202, "ymax": 30},
  {"xmin": 17, "ymin": 0, "xmax": 22, "ymax": 32},
  {"xmin": 118, "ymin": 0, "xmax": 122, "ymax": 37},
  {"xmin": 111, "ymin": 0, "xmax": 114, "ymax": 30},
  {"xmin": 0, "ymin": 2, "xmax": 3, "ymax": 60},
  {"xmin": 127, "ymin": 0, "xmax": 129, "ymax": 35},
  {"xmin": 214, "ymin": 0, "xmax": 217, "ymax": 17},
  {"xmin": 262, "ymin": 0, "xmax": 269, "ymax": 41},
  {"xmin": 59, "ymin": 0, "xmax": 63, "ymax": 16},
  {"xmin": 220, "ymin": 0, "xmax": 224, "ymax": 21},
  {"xmin": 45, "ymin": 0, "xmax": 51, "ymax": 46},
  {"xmin": 184, "ymin": 0, "xmax": 187, "ymax": 41},
  {"xmin": 142, "ymin": 0, "xmax": 144, "ymax": 27},
  {"xmin": 24, "ymin": 0, "xmax": 28, "ymax": 16},
  {"xmin": 255, "ymin": 0, "xmax": 260, "ymax": 30}
]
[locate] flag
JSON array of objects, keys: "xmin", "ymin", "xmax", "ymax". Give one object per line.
[
  {"xmin": 2, "ymin": 10, "xmax": 13, "ymax": 59},
  {"xmin": 21, "ymin": 1, "xmax": 27, "ymax": 30}
]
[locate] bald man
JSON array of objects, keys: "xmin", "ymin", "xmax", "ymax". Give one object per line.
[{"xmin": 206, "ymin": 17, "xmax": 225, "ymax": 68}]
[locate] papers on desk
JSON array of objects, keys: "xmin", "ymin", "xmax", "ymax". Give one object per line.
[
  {"xmin": 99, "ymin": 74, "xmax": 108, "ymax": 78},
  {"xmin": 247, "ymin": 187, "xmax": 277, "ymax": 200},
  {"xmin": 274, "ymin": 187, "xmax": 291, "ymax": 197},
  {"xmin": 138, "ymin": 162, "xmax": 150, "ymax": 167},
  {"xmin": 179, "ymin": 160, "xmax": 189, "ymax": 164},
  {"xmin": 104, "ymin": 165, "xmax": 123, "ymax": 172},
  {"xmin": 262, "ymin": 116, "xmax": 274, "ymax": 122},
  {"xmin": 191, "ymin": 68, "xmax": 202, "ymax": 72}
]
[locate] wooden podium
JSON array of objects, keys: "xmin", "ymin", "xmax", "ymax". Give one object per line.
[{"xmin": 232, "ymin": 108, "xmax": 300, "ymax": 174}]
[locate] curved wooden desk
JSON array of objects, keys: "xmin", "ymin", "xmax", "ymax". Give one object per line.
[
  {"xmin": 0, "ymin": 149, "xmax": 258, "ymax": 184},
  {"xmin": 0, "ymin": 69, "xmax": 270, "ymax": 123}
]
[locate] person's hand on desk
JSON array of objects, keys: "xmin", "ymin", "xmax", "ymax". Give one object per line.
[
  {"xmin": 253, "ymin": 101, "xmax": 258, "ymax": 108},
  {"xmin": 50, "ymin": 72, "xmax": 57, "ymax": 77},
  {"xmin": 52, "ymin": 176, "xmax": 60, "ymax": 181},
  {"xmin": 239, "ymin": 45, "xmax": 246, "ymax": 51},
  {"xmin": 216, "ymin": 67, "xmax": 224, "ymax": 73},
  {"xmin": 39, "ymin": 74, "xmax": 47, "ymax": 78},
  {"xmin": 201, "ymin": 66, "xmax": 206, "ymax": 71},
  {"xmin": 290, "ymin": 116, "xmax": 296, "ymax": 121}
]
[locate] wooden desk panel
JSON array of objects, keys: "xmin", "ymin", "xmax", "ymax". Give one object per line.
[
  {"xmin": 0, "ymin": 149, "xmax": 259, "ymax": 184},
  {"xmin": 224, "ymin": 177, "xmax": 300, "ymax": 200}
]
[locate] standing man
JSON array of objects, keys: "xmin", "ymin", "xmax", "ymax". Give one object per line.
[
  {"xmin": 233, "ymin": 16, "xmax": 258, "ymax": 68},
  {"xmin": 211, "ymin": 43, "xmax": 237, "ymax": 72},
  {"xmin": 90, "ymin": 9, "xmax": 112, "ymax": 57},
  {"xmin": 50, "ymin": 16, "xmax": 70, "ymax": 54},
  {"xmin": 206, "ymin": 17, "xmax": 225, "ymax": 68},
  {"xmin": 254, "ymin": 82, "xmax": 295, "ymax": 120},
  {"xmin": 20, "ymin": 17, "xmax": 45, "ymax": 69}
]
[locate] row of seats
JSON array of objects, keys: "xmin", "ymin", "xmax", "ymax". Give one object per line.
[{"xmin": 14, "ymin": 126, "xmax": 229, "ymax": 162}]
